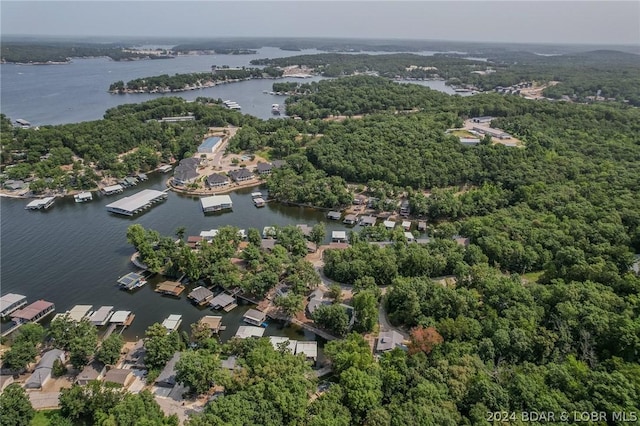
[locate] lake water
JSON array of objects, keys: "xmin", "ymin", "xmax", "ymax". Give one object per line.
[{"xmin": 0, "ymin": 46, "xmax": 450, "ymax": 343}]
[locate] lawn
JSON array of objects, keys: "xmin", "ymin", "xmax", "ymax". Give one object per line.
[
  {"xmin": 522, "ymin": 271, "xmax": 544, "ymax": 284},
  {"xmin": 31, "ymin": 410, "xmax": 61, "ymax": 426}
]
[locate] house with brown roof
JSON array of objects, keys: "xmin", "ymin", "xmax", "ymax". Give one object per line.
[{"xmin": 104, "ymin": 368, "xmax": 134, "ymax": 388}]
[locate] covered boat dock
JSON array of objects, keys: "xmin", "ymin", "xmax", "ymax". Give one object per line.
[
  {"xmin": 106, "ymin": 189, "xmax": 168, "ymax": 216},
  {"xmin": 155, "ymin": 281, "xmax": 185, "ymax": 297}
]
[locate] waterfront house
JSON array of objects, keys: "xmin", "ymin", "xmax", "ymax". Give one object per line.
[
  {"xmin": 360, "ymin": 216, "xmax": 377, "ymax": 227},
  {"xmin": 228, "ymin": 168, "xmax": 254, "ymax": 182},
  {"xmin": 375, "ymin": 331, "xmax": 407, "ymax": 353},
  {"xmin": 262, "ymin": 226, "xmax": 276, "ymax": 238},
  {"xmin": 471, "ymin": 116, "xmax": 494, "ymax": 123},
  {"xmin": 272, "ymin": 159, "xmax": 286, "ymax": 169},
  {"xmin": 327, "ymin": 211, "xmax": 341, "ymax": 220},
  {"xmin": 156, "ymin": 353, "xmax": 181, "ymax": 388},
  {"xmin": 11, "ymin": 300, "xmax": 55, "ymax": 325},
  {"xmin": 343, "ymin": 214, "xmax": 358, "ymax": 225},
  {"xmin": 104, "ymin": 368, "xmax": 134, "ymax": 388},
  {"xmin": 77, "ymin": 362, "xmax": 106, "ymax": 386},
  {"xmin": 256, "ymin": 162, "xmax": 273, "ymax": 175},
  {"xmin": 155, "ymin": 281, "xmax": 185, "ymax": 297},
  {"xmin": 201, "ymin": 195, "xmax": 233, "ymax": 212},
  {"xmin": 331, "ymin": 231, "xmax": 348, "ymax": 243},
  {"xmin": 172, "ymin": 166, "xmax": 199, "ymax": 186},
  {"xmin": 123, "ymin": 339, "xmax": 146, "ymax": 369},
  {"xmin": 188, "ymin": 286, "xmax": 214, "ymax": 306},
  {"xmin": 24, "ymin": 349, "xmax": 65, "ymax": 389},
  {"xmin": 206, "ymin": 173, "xmax": 230, "ymax": 188},
  {"xmin": 3, "ymin": 180, "xmax": 25, "ymax": 191},
  {"xmin": 261, "ymin": 238, "xmax": 278, "ymax": 251},
  {"xmin": 0, "ymin": 293, "xmax": 28, "ymax": 319},
  {"xmin": 235, "ymin": 326, "xmax": 265, "ymax": 339},
  {"xmin": 243, "ymin": 309, "xmax": 267, "ymax": 326},
  {"xmin": 198, "ymin": 315, "xmax": 223, "ymax": 334},
  {"xmin": 401, "ymin": 221, "xmax": 411, "ymax": 231},
  {"xmin": 187, "ymin": 236, "xmax": 203, "ymax": 249},
  {"xmin": 296, "ymin": 224, "xmax": 312, "ymax": 238}
]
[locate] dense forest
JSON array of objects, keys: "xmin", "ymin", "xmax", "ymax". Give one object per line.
[
  {"xmin": 2, "ymin": 52, "xmax": 640, "ymax": 424},
  {"xmin": 109, "ymin": 67, "xmax": 283, "ymax": 93}
]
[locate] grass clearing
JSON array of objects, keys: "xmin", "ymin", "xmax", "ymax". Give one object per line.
[
  {"xmin": 522, "ymin": 271, "xmax": 544, "ymax": 284},
  {"xmin": 31, "ymin": 410, "xmax": 61, "ymax": 426}
]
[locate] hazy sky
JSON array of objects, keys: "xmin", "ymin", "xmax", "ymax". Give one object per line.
[{"xmin": 2, "ymin": 1, "xmax": 639, "ymax": 45}]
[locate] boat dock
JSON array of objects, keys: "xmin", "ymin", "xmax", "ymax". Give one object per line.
[
  {"xmin": 188, "ymin": 286, "xmax": 214, "ymax": 306},
  {"xmin": 74, "ymin": 191, "xmax": 93, "ymax": 203},
  {"xmin": 109, "ymin": 310, "xmax": 135, "ymax": 327},
  {"xmin": 3, "ymin": 299, "xmax": 56, "ymax": 337},
  {"xmin": 155, "ymin": 281, "xmax": 185, "ymax": 297},
  {"xmin": 117, "ymin": 272, "xmax": 147, "ymax": 291},
  {"xmin": 162, "ymin": 314, "xmax": 182, "ymax": 332},
  {"xmin": 201, "ymin": 195, "xmax": 233, "ymax": 213},
  {"xmin": 25, "ymin": 197, "xmax": 55, "ymax": 210},
  {"xmin": 89, "ymin": 306, "xmax": 114, "ymax": 326},
  {"xmin": 0, "ymin": 293, "xmax": 28, "ymax": 319},
  {"xmin": 209, "ymin": 292, "xmax": 238, "ymax": 312},
  {"xmin": 106, "ymin": 189, "xmax": 168, "ymax": 216},
  {"xmin": 253, "ymin": 197, "xmax": 266, "ymax": 207},
  {"xmin": 157, "ymin": 165, "xmax": 173, "ymax": 173},
  {"xmin": 198, "ymin": 315, "xmax": 224, "ymax": 334},
  {"xmin": 102, "ymin": 184, "xmax": 124, "ymax": 195}
]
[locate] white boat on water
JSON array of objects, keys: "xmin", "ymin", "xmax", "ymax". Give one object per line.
[{"xmin": 271, "ymin": 104, "xmax": 281, "ymax": 115}]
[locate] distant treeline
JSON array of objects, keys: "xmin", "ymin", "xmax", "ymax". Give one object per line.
[
  {"xmin": 0, "ymin": 42, "xmax": 156, "ymax": 63},
  {"xmin": 109, "ymin": 67, "xmax": 283, "ymax": 93},
  {"xmin": 252, "ymin": 53, "xmax": 487, "ymax": 79}
]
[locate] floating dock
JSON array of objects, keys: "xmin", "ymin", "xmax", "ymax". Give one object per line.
[
  {"xmin": 117, "ymin": 272, "xmax": 147, "ymax": 291},
  {"xmin": 74, "ymin": 192, "xmax": 93, "ymax": 203},
  {"xmin": 198, "ymin": 315, "xmax": 224, "ymax": 334},
  {"xmin": 209, "ymin": 292, "xmax": 237, "ymax": 312},
  {"xmin": 188, "ymin": 286, "xmax": 214, "ymax": 306},
  {"xmin": 109, "ymin": 310, "xmax": 135, "ymax": 326},
  {"xmin": 89, "ymin": 306, "xmax": 114, "ymax": 326},
  {"xmin": 106, "ymin": 189, "xmax": 168, "ymax": 216},
  {"xmin": 253, "ymin": 197, "xmax": 266, "ymax": 207},
  {"xmin": 11, "ymin": 300, "xmax": 55, "ymax": 325},
  {"xmin": 0, "ymin": 293, "xmax": 28, "ymax": 319},
  {"xmin": 25, "ymin": 197, "xmax": 55, "ymax": 210},
  {"xmin": 102, "ymin": 184, "xmax": 124, "ymax": 195},
  {"xmin": 235, "ymin": 325, "xmax": 265, "ymax": 339},
  {"xmin": 201, "ymin": 195, "xmax": 233, "ymax": 213},
  {"xmin": 162, "ymin": 314, "xmax": 182, "ymax": 332},
  {"xmin": 155, "ymin": 281, "xmax": 185, "ymax": 297},
  {"xmin": 157, "ymin": 165, "xmax": 173, "ymax": 173},
  {"xmin": 243, "ymin": 309, "xmax": 268, "ymax": 327}
]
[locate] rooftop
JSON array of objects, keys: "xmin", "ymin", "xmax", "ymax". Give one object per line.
[
  {"xmin": 235, "ymin": 326, "xmax": 265, "ymax": 339},
  {"xmin": 295, "ymin": 341, "xmax": 318, "ymax": 360},
  {"xmin": 105, "ymin": 189, "xmax": 167, "ymax": 216},
  {"xmin": 201, "ymin": 194, "xmax": 233, "ymax": 210},
  {"xmin": 11, "ymin": 300, "xmax": 54, "ymax": 321}
]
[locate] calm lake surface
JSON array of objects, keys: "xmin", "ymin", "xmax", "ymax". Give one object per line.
[{"xmin": 0, "ymin": 46, "xmax": 453, "ymax": 343}]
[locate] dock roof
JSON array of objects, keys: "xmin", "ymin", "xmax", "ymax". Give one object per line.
[
  {"xmin": 201, "ymin": 194, "xmax": 233, "ymax": 210},
  {"xmin": 360, "ymin": 216, "xmax": 377, "ymax": 226},
  {"xmin": 269, "ymin": 336, "xmax": 297, "ymax": 353},
  {"xmin": 103, "ymin": 184, "xmax": 124, "ymax": 193},
  {"xmin": 295, "ymin": 341, "xmax": 318, "ymax": 360},
  {"xmin": 156, "ymin": 281, "xmax": 185, "ymax": 296},
  {"xmin": 89, "ymin": 306, "xmax": 114, "ymax": 325},
  {"xmin": 199, "ymin": 315, "xmax": 223, "ymax": 331},
  {"xmin": 117, "ymin": 272, "xmax": 145, "ymax": 289},
  {"xmin": 383, "ymin": 220, "xmax": 396, "ymax": 229},
  {"xmin": 243, "ymin": 309, "xmax": 266, "ymax": 323},
  {"xmin": 332, "ymin": 231, "xmax": 347, "ymax": 240},
  {"xmin": 0, "ymin": 293, "xmax": 27, "ymax": 311},
  {"xmin": 188, "ymin": 286, "xmax": 214, "ymax": 303},
  {"xmin": 210, "ymin": 293, "xmax": 235, "ymax": 308},
  {"xmin": 12, "ymin": 300, "xmax": 54, "ymax": 321},
  {"xmin": 109, "ymin": 310, "xmax": 132, "ymax": 324},
  {"xmin": 67, "ymin": 305, "xmax": 93, "ymax": 322},
  {"xmin": 106, "ymin": 189, "xmax": 167, "ymax": 215},
  {"xmin": 327, "ymin": 211, "xmax": 341, "ymax": 220},
  {"xmin": 162, "ymin": 314, "xmax": 182, "ymax": 331},
  {"xmin": 235, "ymin": 326, "xmax": 265, "ymax": 339}
]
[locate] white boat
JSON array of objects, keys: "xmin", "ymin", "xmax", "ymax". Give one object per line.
[{"xmin": 271, "ymin": 104, "xmax": 281, "ymax": 115}]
